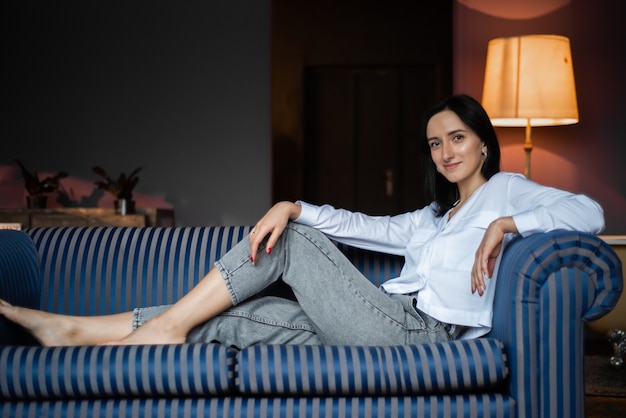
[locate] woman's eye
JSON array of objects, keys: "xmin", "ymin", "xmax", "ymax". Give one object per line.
[
  {"xmin": 453, "ymin": 135, "xmax": 464, "ymax": 142},
  {"xmin": 429, "ymin": 141, "xmax": 440, "ymax": 149}
]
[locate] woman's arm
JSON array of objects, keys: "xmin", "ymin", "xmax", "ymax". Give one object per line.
[
  {"xmin": 249, "ymin": 201, "xmax": 422, "ymax": 260},
  {"xmin": 472, "ymin": 216, "xmax": 518, "ymax": 296},
  {"xmin": 293, "ymin": 201, "xmax": 423, "ymax": 255},
  {"xmin": 471, "ymin": 173, "xmax": 605, "ymax": 297},
  {"xmin": 506, "ymin": 174, "xmax": 605, "ymax": 237}
]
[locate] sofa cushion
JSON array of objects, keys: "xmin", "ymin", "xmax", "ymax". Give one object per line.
[
  {"xmin": 0, "ymin": 343, "xmax": 237, "ymax": 399},
  {"xmin": 236, "ymin": 338, "xmax": 508, "ymax": 396}
]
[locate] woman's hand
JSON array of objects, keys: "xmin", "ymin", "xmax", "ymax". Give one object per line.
[
  {"xmin": 249, "ymin": 201, "xmax": 302, "ymax": 263},
  {"xmin": 472, "ymin": 216, "xmax": 517, "ymax": 296}
]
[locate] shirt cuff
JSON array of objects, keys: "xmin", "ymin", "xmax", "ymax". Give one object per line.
[
  {"xmin": 512, "ymin": 211, "xmax": 542, "ymax": 237},
  {"xmin": 294, "ymin": 201, "xmax": 319, "ymax": 226}
]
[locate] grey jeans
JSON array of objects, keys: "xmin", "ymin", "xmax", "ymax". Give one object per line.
[{"xmin": 134, "ymin": 222, "xmax": 454, "ymax": 347}]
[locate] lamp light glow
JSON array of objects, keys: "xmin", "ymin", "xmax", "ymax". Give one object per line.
[{"xmin": 481, "ymin": 34, "xmax": 579, "ymax": 178}]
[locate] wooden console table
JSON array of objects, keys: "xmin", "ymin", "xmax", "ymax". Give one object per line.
[{"xmin": 0, "ymin": 208, "xmax": 174, "ymax": 228}]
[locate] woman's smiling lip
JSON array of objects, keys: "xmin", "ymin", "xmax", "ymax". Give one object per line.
[{"xmin": 443, "ymin": 162, "xmax": 461, "ymax": 170}]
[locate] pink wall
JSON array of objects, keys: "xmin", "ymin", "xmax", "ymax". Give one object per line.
[{"xmin": 453, "ymin": 0, "xmax": 626, "ymax": 234}]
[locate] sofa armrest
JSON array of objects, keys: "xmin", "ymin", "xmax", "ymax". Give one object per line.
[
  {"xmin": 487, "ymin": 230, "xmax": 623, "ymax": 418},
  {"xmin": 0, "ymin": 230, "xmax": 41, "ymax": 345}
]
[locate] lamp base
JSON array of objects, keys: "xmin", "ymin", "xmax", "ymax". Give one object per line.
[
  {"xmin": 524, "ymin": 145, "xmax": 533, "ymax": 179},
  {"xmin": 524, "ymin": 122, "xmax": 533, "ymax": 179}
]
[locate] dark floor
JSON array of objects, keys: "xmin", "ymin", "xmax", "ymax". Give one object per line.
[{"xmin": 585, "ymin": 339, "xmax": 626, "ymax": 418}]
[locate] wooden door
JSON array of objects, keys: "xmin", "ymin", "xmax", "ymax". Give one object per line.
[{"xmin": 304, "ymin": 66, "xmax": 442, "ymax": 215}]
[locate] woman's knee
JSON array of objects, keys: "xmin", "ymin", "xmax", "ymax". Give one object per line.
[{"xmin": 284, "ymin": 222, "xmax": 334, "ymax": 247}]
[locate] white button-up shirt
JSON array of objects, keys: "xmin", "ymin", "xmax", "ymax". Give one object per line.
[{"xmin": 295, "ymin": 172, "xmax": 605, "ymax": 338}]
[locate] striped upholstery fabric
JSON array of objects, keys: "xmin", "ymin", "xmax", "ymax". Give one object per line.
[
  {"xmin": 2, "ymin": 399, "xmax": 234, "ymax": 418},
  {"xmin": 2, "ymin": 395, "xmax": 515, "ymax": 418},
  {"xmin": 24, "ymin": 226, "xmax": 252, "ymax": 315},
  {"xmin": 237, "ymin": 338, "xmax": 508, "ymax": 396},
  {"xmin": 0, "ymin": 343, "xmax": 236, "ymax": 399},
  {"xmin": 488, "ymin": 230, "xmax": 623, "ymax": 418},
  {"xmin": 226, "ymin": 395, "xmax": 515, "ymax": 418},
  {"xmin": 0, "ymin": 230, "xmax": 41, "ymax": 345}
]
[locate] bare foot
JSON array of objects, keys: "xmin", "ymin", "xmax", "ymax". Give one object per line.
[
  {"xmin": 0, "ymin": 299, "xmax": 133, "ymax": 346},
  {"xmin": 0, "ymin": 299, "xmax": 86, "ymax": 346}
]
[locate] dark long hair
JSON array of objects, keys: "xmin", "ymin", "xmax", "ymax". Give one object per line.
[{"xmin": 417, "ymin": 94, "xmax": 501, "ymax": 216}]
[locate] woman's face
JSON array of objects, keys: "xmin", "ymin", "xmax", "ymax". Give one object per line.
[{"xmin": 426, "ymin": 110, "xmax": 487, "ymax": 188}]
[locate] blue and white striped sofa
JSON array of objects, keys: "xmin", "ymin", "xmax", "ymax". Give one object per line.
[{"xmin": 0, "ymin": 226, "xmax": 622, "ymax": 418}]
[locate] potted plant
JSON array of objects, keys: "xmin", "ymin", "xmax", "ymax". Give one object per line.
[
  {"xmin": 14, "ymin": 159, "xmax": 68, "ymax": 209},
  {"xmin": 92, "ymin": 166, "xmax": 142, "ymax": 215}
]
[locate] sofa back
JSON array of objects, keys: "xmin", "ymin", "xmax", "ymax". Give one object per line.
[
  {"xmin": 23, "ymin": 226, "xmax": 405, "ymax": 316},
  {"xmin": 24, "ymin": 226, "xmax": 248, "ymax": 315},
  {"xmin": 0, "ymin": 230, "xmax": 41, "ymax": 344}
]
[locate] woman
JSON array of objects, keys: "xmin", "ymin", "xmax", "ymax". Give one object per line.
[{"xmin": 0, "ymin": 94, "xmax": 604, "ymax": 347}]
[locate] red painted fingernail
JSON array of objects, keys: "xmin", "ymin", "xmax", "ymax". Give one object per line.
[
  {"xmin": 250, "ymin": 256, "xmax": 254, "ymax": 263},
  {"xmin": 267, "ymin": 247, "xmax": 272, "ymax": 255}
]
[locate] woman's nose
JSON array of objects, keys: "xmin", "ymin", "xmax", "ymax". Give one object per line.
[{"xmin": 441, "ymin": 142, "xmax": 453, "ymax": 160}]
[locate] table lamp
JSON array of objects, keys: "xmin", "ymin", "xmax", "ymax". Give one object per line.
[{"xmin": 481, "ymin": 34, "xmax": 579, "ymax": 178}]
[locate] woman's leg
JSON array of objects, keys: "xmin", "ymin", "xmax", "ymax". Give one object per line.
[
  {"xmin": 108, "ymin": 266, "xmax": 234, "ymax": 345},
  {"xmin": 0, "ymin": 231, "xmax": 284, "ymax": 346},
  {"xmin": 2, "ymin": 222, "xmax": 448, "ymax": 346},
  {"xmin": 136, "ymin": 296, "xmax": 322, "ymax": 347},
  {"xmin": 0, "ymin": 299, "xmax": 133, "ymax": 346},
  {"xmin": 95, "ymin": 222, "xmax": 445, "ymax": 346},
  {"xmin": 207, "ymin": 222, "xmax": 447, "ymax": 346},
  {"xmin": 0, "ymin": 266, "xmax": 234, "ymax": 346}
]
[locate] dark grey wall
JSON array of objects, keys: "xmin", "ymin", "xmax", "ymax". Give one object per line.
[{"xmin": 2, "ymin": 0, "xmax": 271, "ymax": 226}]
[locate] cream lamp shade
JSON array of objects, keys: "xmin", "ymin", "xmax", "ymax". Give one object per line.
[{"xmin": 481, "ymin": 34, "xmax": 579, "ymax": 178}]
